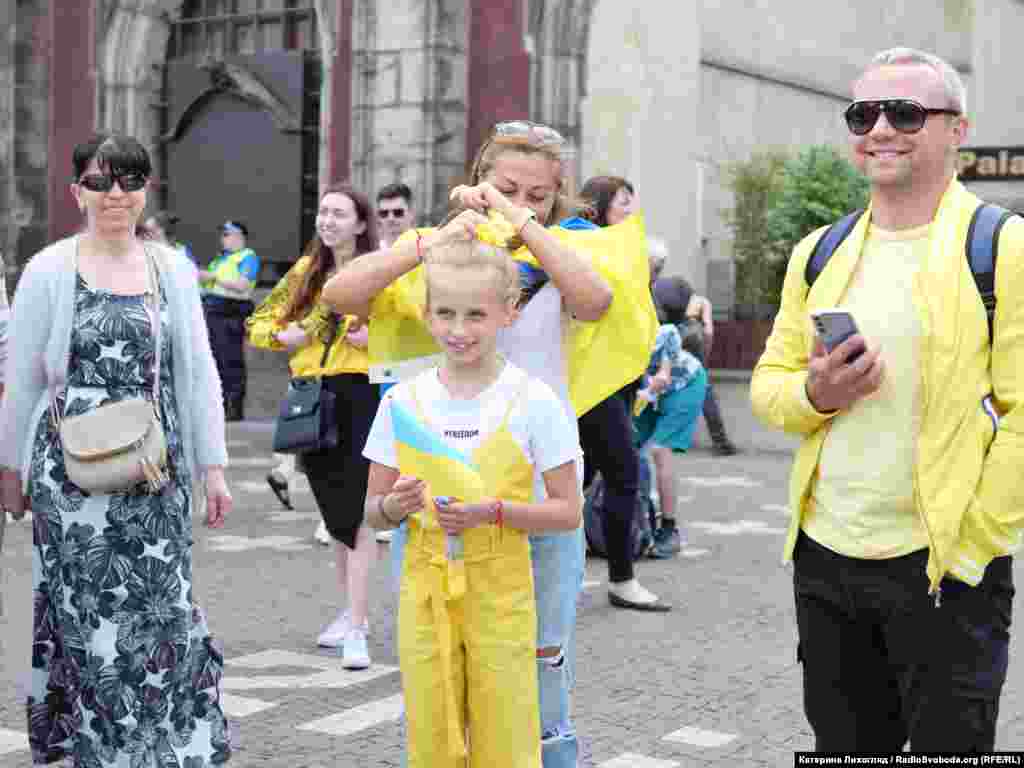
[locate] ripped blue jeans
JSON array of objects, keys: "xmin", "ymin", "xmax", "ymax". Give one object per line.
[
  {"xmin": 389, "ymin": 523, "xmax": 584, "ymax": 767},
  {"xmin": 530, "ymin": 527, "xmax": 585, "ymax": 768}
]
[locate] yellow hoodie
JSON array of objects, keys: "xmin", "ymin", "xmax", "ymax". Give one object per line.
[{"xmin": 751, "ymin": 179, "xmax": 1024, "ymax": 599}]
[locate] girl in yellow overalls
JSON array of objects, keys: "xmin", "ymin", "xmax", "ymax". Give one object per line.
[{"xmin": 362, "ymin": 234, "xmax": 583, "ymax": 768}]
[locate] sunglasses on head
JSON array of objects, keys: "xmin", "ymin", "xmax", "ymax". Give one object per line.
[
  {"xmin": 378, "ymin": 207, "xmax": 407, "ymax": 219},
  {"xmin": 77, "ymin": 172, "xmax": 148, "ymax": 193},
  {"xmin": 844, "ymin": 99, "xmax": 960, "ymax": 136},
  {"xmin": 492, "ymin": 120, "xmax": 566, "ymax": 147}
]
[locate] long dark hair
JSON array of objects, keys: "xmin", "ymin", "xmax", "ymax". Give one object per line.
[
  {"xmin": 579, "ymin": 175, "xmax": 634, "ymax": 228},
  {"xmin": 282, "ymin": 182, "xmax": 377, "ymax": 322}
]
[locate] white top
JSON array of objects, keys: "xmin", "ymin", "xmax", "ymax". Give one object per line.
[
  {"xmin": 497, "ymin": 281, "xmax": 578, "ymax": 446},
  {"xmin": 0, "ymin": 236, "xmax": 228, "ymax": 485},
  {"xmin": 363, "ymin": 362, "xmax": 578, "ymax": 502}
]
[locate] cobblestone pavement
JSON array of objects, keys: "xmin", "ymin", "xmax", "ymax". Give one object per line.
[{"xmin": 2, "ymin": 424, "xmax": 1022, "ymax": 767}]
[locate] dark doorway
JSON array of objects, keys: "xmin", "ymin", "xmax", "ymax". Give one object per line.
[{"xmin": 160, "ymin": 1, "xmax": 320, "ymax": 284}]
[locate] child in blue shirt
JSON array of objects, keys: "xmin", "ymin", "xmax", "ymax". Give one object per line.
[{"xmin": 634, "ymin": 323, "xmax": 708, "ymax": 557}]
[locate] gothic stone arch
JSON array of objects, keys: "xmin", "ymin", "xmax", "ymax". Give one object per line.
[
  {"xmin": 94, "ymin": 1, "xmax": 333, "ymax": 185},
  {"xmin": 526, "ymin": 0, "xmax": 596, "ymax": 187}
]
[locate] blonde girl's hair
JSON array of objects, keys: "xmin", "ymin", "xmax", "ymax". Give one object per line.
[{"xmin": 422, "ymin": 239, "xmax": 522, "ymax": 309}]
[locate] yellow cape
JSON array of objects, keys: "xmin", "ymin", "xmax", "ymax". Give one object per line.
[{"xmin": 368, "ymin": 214, "xmax": 658, "ymax": 417}]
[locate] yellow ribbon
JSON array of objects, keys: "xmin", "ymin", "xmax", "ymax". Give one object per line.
[{"xmin": 427, "ymin": 550, "xmax": 468, "ymax": 759}]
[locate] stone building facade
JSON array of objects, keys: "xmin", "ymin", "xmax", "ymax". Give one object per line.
[{"xmin": 3, "ymin": 0, "xmax": 1023, "ymax": 305}]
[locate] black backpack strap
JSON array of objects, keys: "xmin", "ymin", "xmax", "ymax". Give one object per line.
[
  {"xmin": 966, "ymin": 203, "xmax": 1015, "ymax": 343},
  {"xmin": 804, "ymin": 209, "xmax": 866, "ymax": 292}
]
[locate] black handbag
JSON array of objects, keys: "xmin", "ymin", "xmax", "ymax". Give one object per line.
[{"xmin": 271, "ymin": 318, "xmax": 340, "ymax": 455}]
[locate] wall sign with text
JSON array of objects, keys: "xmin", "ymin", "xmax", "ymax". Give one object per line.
[{"xmin": 958, "ymin": 147, "xmax": 1024, "ymax": 181}]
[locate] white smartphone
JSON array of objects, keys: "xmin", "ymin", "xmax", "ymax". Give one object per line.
[{"xmin": 811, "ymin": 310, "xmax": 865, "ymax": 363}]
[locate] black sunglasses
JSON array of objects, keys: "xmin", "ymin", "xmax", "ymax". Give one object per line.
[
  {"xmin": 378, "ymin": 208, "xmax": 407, "ymax": 219},
  {"xmin": 77, "ymin": 172, "xmax": 148, "ymax": 193},
  {"xmin": 844, "ymin": 99, "xmax": 960, "ymax": 136}
]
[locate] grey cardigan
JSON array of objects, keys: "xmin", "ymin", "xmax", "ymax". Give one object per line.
[{"xmin": 0, "ymin": 235, "xmax": 228, "ymax": 488}]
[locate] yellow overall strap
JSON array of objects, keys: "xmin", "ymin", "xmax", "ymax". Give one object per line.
[
  {"xmin": 406, "ymin": 366, "xmax": 531, "ymax": 760},
  {"xmin": 408, "ymin": 377, "xmax": 469, "ymax": 759}
]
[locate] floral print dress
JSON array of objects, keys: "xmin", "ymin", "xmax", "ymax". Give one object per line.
[{"xmin": 27, "ymin": 275, "xmax": 231, "ymax": 767}]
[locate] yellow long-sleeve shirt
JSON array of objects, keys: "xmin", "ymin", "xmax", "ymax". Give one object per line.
[
  {"xmin": 751, "ymin": 178, "xmax": 1024, "ymax": 595},
  {"xmin": 246, "ymin": 255, "xmax": 369, "ymax": 377}
]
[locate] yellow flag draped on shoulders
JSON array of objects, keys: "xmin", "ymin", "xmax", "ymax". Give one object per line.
[{"xmin": 368, "ymin": 214, "xmax": 658, "ymax": 417}]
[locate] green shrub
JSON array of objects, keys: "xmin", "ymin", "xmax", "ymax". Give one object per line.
[
  {"xmin": 724, "ymin": 145, "xmax": 869, "ymax": 310},
  {"xmin": 766, "ymin": 145, "xmax": 870, "ymax": 264},
  {"xmin": 722, "ymin": 151, "xmax": 787, "ymax": 310}
]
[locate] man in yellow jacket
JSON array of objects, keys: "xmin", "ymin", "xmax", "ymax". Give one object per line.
[{"xmin": 752, "ymin": 47, "xmax": 1024, "ymax": 752}]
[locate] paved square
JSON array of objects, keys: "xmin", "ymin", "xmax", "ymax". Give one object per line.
[
  {"xmin": 663, "ymin": 725, "xmax": 738, "ymax": 748},
  {"xmin": 2, "ymin": 431, "xmax": 1021, "ymax": 767},
  {"xmin": 0, "ymin": 727, "xmax": 27, "ymax": 756},
  {"xmin": 298, "ymin": 693, "xmax": 405, "ymax": 736}
]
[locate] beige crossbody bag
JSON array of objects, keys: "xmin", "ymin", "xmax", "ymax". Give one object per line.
[{"xmin": 52, "ymin": 243, "xmax": 169, "ymax": 494}]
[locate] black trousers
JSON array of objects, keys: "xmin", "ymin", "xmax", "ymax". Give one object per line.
[
  {"xmin": 579, "ymin": 387, "xmax": 640, "ymax": 584},
  {"xmin": 793, "ymin": 531, "xmax": 1014, "ymax": 752},
  {"xmin": 302, "ymin": 374, "xmax": 380, "ymax": 549},
  {"xmin": 203, "ymin": 296, "xmax": 253, "ymax": 403},
  {"xmin": 682, "ymin": 322, "xmax": 731, "ymax": 444}
]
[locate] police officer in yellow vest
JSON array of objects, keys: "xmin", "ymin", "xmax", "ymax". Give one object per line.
[{"xmin": 199, "ymin": 220, "xmax": 261, "ymax": 421}]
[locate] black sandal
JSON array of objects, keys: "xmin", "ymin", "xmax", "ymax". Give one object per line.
[{"xmin": 266, "ymin": 472, "xmax": 293, "ymax": 510}]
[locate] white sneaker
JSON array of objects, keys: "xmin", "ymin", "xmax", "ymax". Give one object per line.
[
  {"xmin": 317, "ymin": 610, "xmax": 350, "ymax": 648},
  {"xmin": 375, "ymin": 529, "xmax": 394, "ymax": 543},
  {"xmin": 341, "ymin": 628, "xmax": 371, "ymax": 670},
  {"xmin": 316, "ymin": 610, "xmax": 370, "ymax": 648},
  {"xmin": 314, "ymin": 521, "xmax": 330, "ymax": 545}
]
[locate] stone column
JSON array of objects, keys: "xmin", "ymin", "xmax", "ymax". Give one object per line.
[
  {"xmin": 526, "ymin": 0, "xmax": 594, "ymax": 163},
  {"xmin": 94, "ymin": 2, "xmax": 171, "ymax": 172},
  {"xmin": 316, "ymin": 0, "xmax": 351, "ymax": 187},
  {"xmin": 467, "ymin": 0, "xmax": 529, "ymax": 158},
  {"xmin": 350, "ymin": 0, "xmax": 468, "ymax": 224},
  {"xmin": 10, "ymin": 0, "xmax": 51, "ymax": 272},
  {"xmin": 580, "ymin": 0, "xmax": 702, "ymax": 291},
  {"xmin": 1, "ymin": 0, "xmax": 16, "ymax": 283},
  {"xmin": 49, "ymin": 0, "xmax": 98, "ymax": 241}
]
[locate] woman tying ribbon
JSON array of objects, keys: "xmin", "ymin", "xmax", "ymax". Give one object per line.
[{"xmin": 323, "ymin": 120, "xmax": 657, "ymax": 767}]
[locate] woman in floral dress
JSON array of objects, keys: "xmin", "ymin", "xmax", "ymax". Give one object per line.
[{"xmin": 0, "ymin": 134, "xmax": 233, "ymax": 767}]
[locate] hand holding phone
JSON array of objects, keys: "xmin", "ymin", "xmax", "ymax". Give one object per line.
[
  {"xmin": 811, "ymin": 310, "xmax": 865, "ymax": 364},
  {"xmin": 806, "ymin": 310, "xmax": 884, "ymax": 413}
]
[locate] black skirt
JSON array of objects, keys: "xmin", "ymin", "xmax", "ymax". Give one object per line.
[{"xmin": 301, "ymin": 373, "xmax": 381, "ymax": 548}]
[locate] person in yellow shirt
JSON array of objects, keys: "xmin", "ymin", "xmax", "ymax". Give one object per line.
[
  {"xmin": 362, "ymin": 233, "xmax": 582, "ymax": 768},
  {"xmin": 246, "ymin": 183, "xmax": 381, "ymax": 669},
  {"xmin": 751, "ymin": 48, "xmax": 1024, "ymax": 752}
]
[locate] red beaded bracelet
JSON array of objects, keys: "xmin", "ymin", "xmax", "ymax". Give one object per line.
[{"xmin": 493, "ymin": 499, "xmax": 504, "ymax": 528}]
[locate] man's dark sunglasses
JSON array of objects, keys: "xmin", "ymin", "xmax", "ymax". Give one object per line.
[
  {"xmin": 378, "ymin": 208, "xmax": 407, "ymax": 219},
  {"xmin": 77, "ymin": 172, "xmax": 148, "ymax": 193},
  {"xmin": 844, "ymin": 99, "xmax": 960, "ymax": 136}
]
